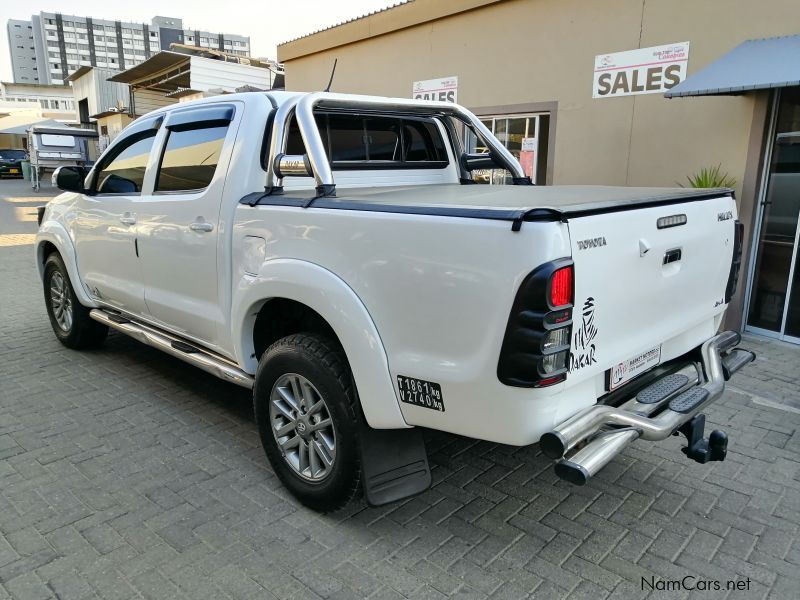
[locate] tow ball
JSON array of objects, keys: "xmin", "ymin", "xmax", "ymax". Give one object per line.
[{"xmin": 676, "ymin": 413, "xmax": 728, "ymax": 464}]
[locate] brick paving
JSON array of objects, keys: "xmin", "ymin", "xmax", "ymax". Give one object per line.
[{"xmin": 1, "ymin": 178, "xmax": 799, "ymax": 599}]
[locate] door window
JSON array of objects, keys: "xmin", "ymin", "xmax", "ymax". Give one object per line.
[
  {"xmin": 95, "ymin": 132, "xmax": 157, "ymax": 194},
  {"xmin": 155, "ymin": 125, "xmax": 228, "ymax": 192}
]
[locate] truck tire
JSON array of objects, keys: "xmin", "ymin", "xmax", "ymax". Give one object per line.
[
  {"xmin": 43, "ymin": 253, "xmax": 108, "ymax": 349},
  {"xmin": 254, "ymin": 333, "xmax": 361, "ymax": 512}
]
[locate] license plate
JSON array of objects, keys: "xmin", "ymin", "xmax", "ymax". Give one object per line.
[
  {"xmin": 9, "ymin": 168, "xmax": 19, "ymax": 173},
  {"xmin": 607, "ymin": 345, "xmax": 662, "ymax": 391}
]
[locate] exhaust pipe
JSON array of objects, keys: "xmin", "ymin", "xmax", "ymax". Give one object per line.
[{"xmin": 541, "ymin": 331, "xmax": 755, "ymax": 484}]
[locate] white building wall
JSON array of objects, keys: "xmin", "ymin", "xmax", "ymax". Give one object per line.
[{"xmin": 189, "ymin": 56, "xmax": 272, "ymax": 92}]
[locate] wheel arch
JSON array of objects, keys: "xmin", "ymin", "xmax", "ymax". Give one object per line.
[
  {"xmin": 231, "ymin": 259, "xmax": 408, "ymax": 429},
  {"xmin": 35, "ymin": 224, "xmax": 96, "ymax": 307}
]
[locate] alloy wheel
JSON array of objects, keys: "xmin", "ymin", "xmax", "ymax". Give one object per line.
[
  {"xmin": 50, "ymin": 271, "xmax": 73, "ymax": 332},
  {"xmin": 269, "ymin": 373, "xmax": 336, "ymax": 482}
]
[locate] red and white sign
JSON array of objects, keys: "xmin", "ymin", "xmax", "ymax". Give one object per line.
[
  {"xmin": 413, "ymin": 76, "xmax": 458, "ymax": 103},
  {"xmin": 593, "ymin": 42, "xmax": 690, "ymax": 99}
]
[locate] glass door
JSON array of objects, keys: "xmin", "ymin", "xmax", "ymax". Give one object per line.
[{"xmin": 746, "ymin": 87, "xmax": 800, "ymax": 343}]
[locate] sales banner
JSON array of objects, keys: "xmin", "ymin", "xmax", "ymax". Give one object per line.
[
  {"xmin": 592, "ymin": 42, "xmax": 690, "ymax": 98},
  {"xmin": 412, "ymin": 76, "xmax": 458, "ymax": 102}
]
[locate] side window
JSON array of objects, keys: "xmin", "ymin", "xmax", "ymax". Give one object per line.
[
  {"xmin": 155, "ymin": 125, "xmax": 228, "ymax": 192},
  {"xmin": 95, "ymin": 132, "xmax": 157, "ymax": 194}
]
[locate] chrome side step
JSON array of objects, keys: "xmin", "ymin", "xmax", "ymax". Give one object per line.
[
  {"xmin": 89, "ymin": 309, "xmax": 254, "ymax": 389},
  {"xmin": 541, "ymin": 331, "xmax": 755, "ymax": 485}
]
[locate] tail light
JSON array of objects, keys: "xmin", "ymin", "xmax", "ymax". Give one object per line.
[
  {"xmin": 497, "ymin": 259, "xmax": 574, "ymax": 387},
  {"xmin": 724, "ymin": 221, "xmax": 744, "ymax": 303}
]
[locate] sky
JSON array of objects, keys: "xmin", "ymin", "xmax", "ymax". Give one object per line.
[{"xmin": 0, "ymin": 0, "xmax": 401, "ymax": 81}]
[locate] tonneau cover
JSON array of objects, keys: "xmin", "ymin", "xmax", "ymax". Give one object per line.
[{"xmin": 241, "ymin": 184, "xmax": 732, "ymax": 225}]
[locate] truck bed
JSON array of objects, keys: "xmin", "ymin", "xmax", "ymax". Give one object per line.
[{"xmin": 242, "ymin": 184, "xmax": 732, "ymax": 226}]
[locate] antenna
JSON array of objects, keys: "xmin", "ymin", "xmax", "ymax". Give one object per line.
[{"xmin": 323, "ymin": 59, "xmax": 338, "ymax": 92}]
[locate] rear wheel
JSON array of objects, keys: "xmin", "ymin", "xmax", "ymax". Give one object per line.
[
  {"xmin": 254, "ymin": 333, "xmax": 361, "ymax": 512},
  {"xmin": 43, "ymin": 253, "xmax": 108, "ymax": 349}
]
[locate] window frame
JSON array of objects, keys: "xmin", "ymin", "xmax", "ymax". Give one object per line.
[
  {"xmin": 152, "ymin": 104, "xmax": 236, "ymax": 195},
  {"xmin": 90, "ymin": 117, "xmax": 163, "ymax": 196},
  {"xmin": 280, "ymin": 109, "xmax": 450, "ymax": 172}
]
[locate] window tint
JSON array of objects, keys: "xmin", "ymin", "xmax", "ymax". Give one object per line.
[
  {"xmin": 283, "ymin": 112, "xmax": 447, "ymax": 169},
  {"xmin": 156, "ymin": 125, "xmax": 228, "ymax": 192},
  {"xmin": 403, "ymin": 121, "xmax": 446, "ymax": 161},
  {"xmin": 327, "ymin": 114, "xmax": 367, "ymax": 162},
  {"xmin": 96, "ymin": 132, "xmax": 156, "ymax": 194},
  {"xmin": 366, "ymin": 117, "xmax": 401, "ymax": 161}
]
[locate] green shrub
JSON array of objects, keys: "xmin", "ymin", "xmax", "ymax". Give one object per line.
[{"xmin": 683, "ymin": 165, "xmax": 736, "ymax": 189}]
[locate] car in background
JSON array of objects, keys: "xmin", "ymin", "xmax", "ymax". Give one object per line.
[{"xmin": 0, "ymin": 148, "xmax": 28, "ymax": 178}]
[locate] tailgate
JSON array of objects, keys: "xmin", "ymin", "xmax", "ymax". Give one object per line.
[{"xmin": 565, "ymin": 194, "xmax": 736, "ymax": 390}]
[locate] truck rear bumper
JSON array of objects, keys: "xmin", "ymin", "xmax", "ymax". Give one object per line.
[{"xmin": 540, "ymin": 330, "xmax": 755, "ymax": 485}]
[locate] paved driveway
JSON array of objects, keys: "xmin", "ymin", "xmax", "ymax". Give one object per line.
[{"xmin": 1, "ymin": 178, "xmax": 799, "ymax": 599}]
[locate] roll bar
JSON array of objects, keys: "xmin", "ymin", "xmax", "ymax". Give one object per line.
[{"xmin": 265, "ymin": 92, "xmax": 529, "ymax": 196}]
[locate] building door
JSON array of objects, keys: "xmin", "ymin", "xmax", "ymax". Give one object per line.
[
  {"xmin": 465, "ymin": 113, "xmax": 549, "ymax": 185},
  {"xmin": 746, "ymin": 87, "xmax": 800, "ymax": 343}
]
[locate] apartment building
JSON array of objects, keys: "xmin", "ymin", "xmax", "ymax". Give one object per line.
[{"xmin": 6, "ymin": 13, "xmax": 251, "ymax": 86}]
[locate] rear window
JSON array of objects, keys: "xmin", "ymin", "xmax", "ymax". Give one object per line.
[
  {"xmin": 0, "ymin": 149, "xmax": 27, "ymax": 160},
  {"xmin": 285, "ymin": 112, "xmax": 448, "ymax": 169}
]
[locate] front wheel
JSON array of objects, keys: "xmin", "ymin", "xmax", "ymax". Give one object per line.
[
  {"xmin": 254, "ymin": 333, "xmax": 361, "ymax": 512},
  {"xmin": 43, "ymin": 253, "xmax": 107, "ymax": 349}
]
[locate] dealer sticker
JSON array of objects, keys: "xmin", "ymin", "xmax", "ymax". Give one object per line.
[
  {"xmin": 607, "ymin": 345, "xmax": 662, "ymax": 391},
  {"xmin": 397, "ymin": 376, "xmax": 444, "ymax": 412}
]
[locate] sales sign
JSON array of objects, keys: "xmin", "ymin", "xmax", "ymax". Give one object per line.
[
  {"xmin": 412, "ymin": 76, "xmax": 458, "ymax": 102},
  {"xmin": 592, "ymin": 42, "xmax": 689, "ymax": 98}
]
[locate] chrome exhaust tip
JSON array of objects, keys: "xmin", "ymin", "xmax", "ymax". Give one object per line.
[
  {"xmin": 540, "ymin": 430, "xmax": 569, "ymax": 460},
  {"xmin": 554, "ymin": 460, "xmax": 590, "ymax": 485}
]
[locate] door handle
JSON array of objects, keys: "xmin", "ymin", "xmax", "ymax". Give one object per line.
[
  {"xmin": 119, "ymin": 212, "xmax": 136, "ymax": 225},
  {"xmin": 189, "ymin": 219, "xmax": 213, "ymax": 233}
]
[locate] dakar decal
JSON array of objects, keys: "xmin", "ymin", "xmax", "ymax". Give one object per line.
[{"xmin": 569, "ymin": 297, "xmax": 598, "ymax": 372}]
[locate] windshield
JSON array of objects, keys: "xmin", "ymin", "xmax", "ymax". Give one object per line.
[{"xmin": 0, "ymin": 149, "xmax": 27, "ymax": 160}]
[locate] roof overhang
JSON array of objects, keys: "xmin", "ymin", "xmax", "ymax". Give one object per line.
[
  {"xmin": 666, "ymin": 35, "xmax": 800, "ymax": 98},
  {"xmin": 65, "ymin": 66, "xmax": 93, "ymax": 82},
  {"xmin": 0, "ymin": 115, "xmax": 62, "ymax": 134},
  {"xmin": 29, "ymin": 125, "xmax": 98, "ymax": 137},
  {"xmin": 108, "ymin": 52, "xmax": 190, "ymax": 86},
  {"xmin": 278, "ymin": 0, "xmax": 503, "ymax": 62}
]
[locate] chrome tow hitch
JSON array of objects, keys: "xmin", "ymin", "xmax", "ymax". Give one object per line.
[{"xmin": 540, "ymin": 331, "xmax": 755, "ymax": 485}]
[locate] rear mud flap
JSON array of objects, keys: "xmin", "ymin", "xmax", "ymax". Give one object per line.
[{"xmin": 358, "ymin": 423, "xmax": 431, "ymax": 507}]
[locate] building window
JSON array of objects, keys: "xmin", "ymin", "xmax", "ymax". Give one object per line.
[{"xmin": 464, "ymin": 113, "xmax": 550, "ymax": 185}]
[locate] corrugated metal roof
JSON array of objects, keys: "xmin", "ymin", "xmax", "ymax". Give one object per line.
[
  {"xmin": 279, "ymin": 1, "xmax": 412, "ymax": 46},
  {"xmin": 107, "ymin": 52, "xmax": 190, "ymax": 84},
  {"xmin": 665, "ymin": 35, "xmax": 800, "ymax": 98}
]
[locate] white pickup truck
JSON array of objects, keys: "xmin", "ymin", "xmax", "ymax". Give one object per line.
[{"xmin": 36, "ymin": 91, "xmax": 754, "ymax": 511}]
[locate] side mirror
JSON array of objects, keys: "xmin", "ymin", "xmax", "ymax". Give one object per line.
[
  {"xmin": 461, "ymin": 152, "xmax": 500, "ymax": 172},
  {"xmin": 52, "ymin": 166, "xmax": 86, "ymax": 193}
]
